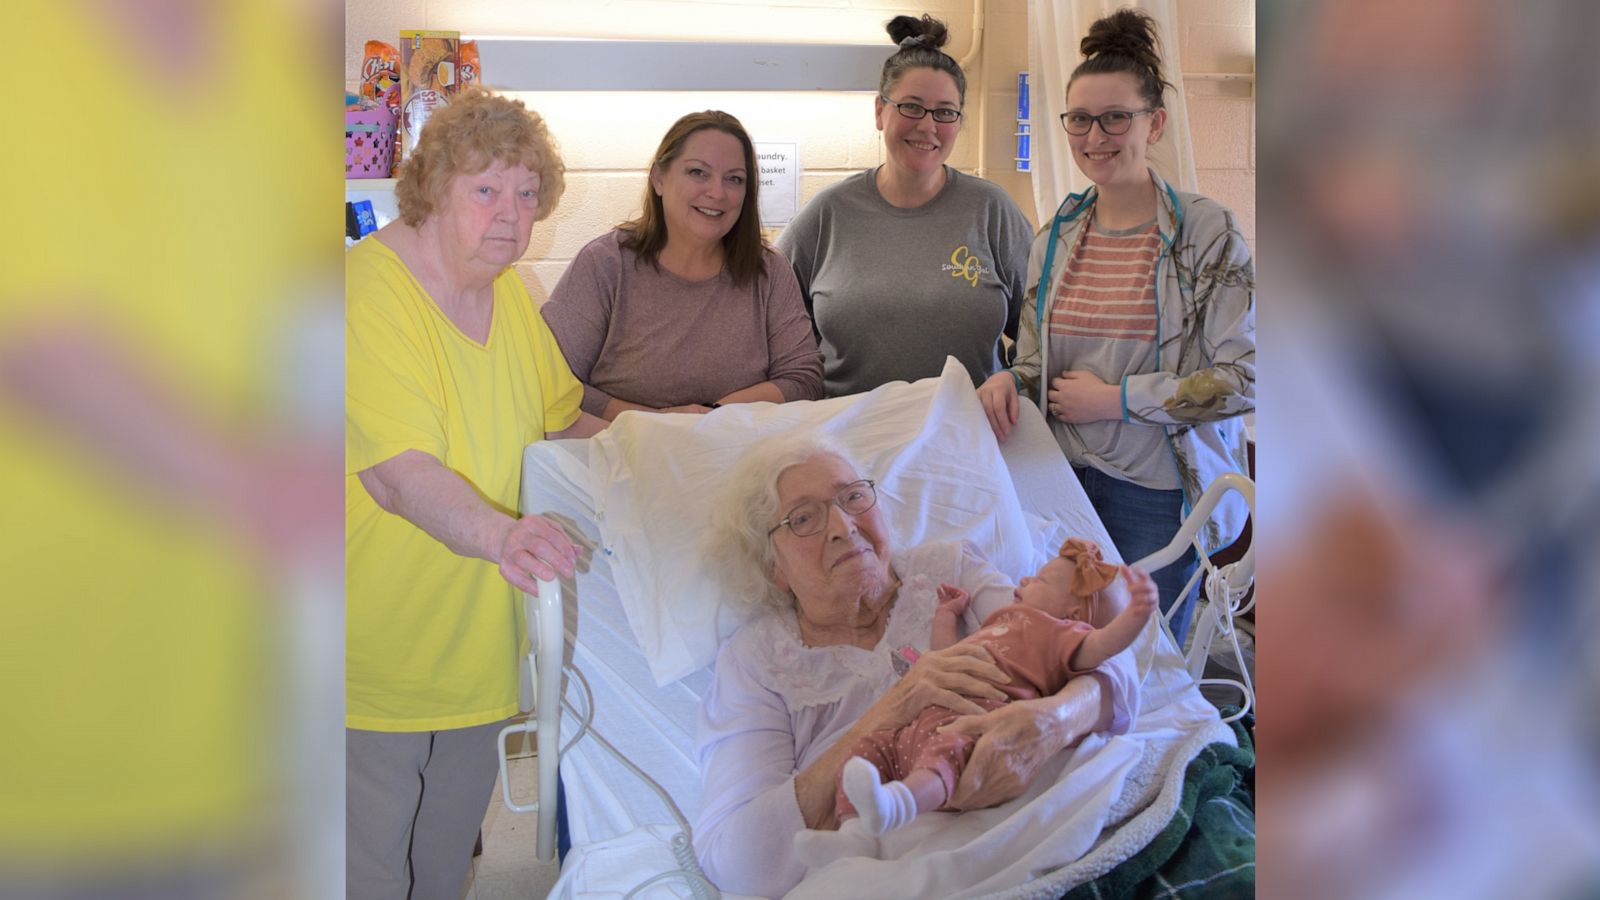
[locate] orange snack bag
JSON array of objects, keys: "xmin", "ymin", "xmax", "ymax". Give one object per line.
[
  {"xmin": 458, "ymin": 41, "xmax": 480, "ymax": 87},
  {"xmin": 360, "ymin": 40, "xmax": 400, "ymax": 118}
]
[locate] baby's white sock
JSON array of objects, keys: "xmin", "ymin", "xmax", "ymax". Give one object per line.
[{"xmin": 842, "ymin": 756, "xmax": 918, "ymax": 836}]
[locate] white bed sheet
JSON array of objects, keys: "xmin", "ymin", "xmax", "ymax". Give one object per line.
[
  {"xmin": 517, "ymin": 440, "xmax": 711, "ymax": 843},
  {"xmin": 520, "ymin": 400, "xmax": 1223, "ymax": 898}
]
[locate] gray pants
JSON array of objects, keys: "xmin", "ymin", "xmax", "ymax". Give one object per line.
[{"xmin": 346, "ymin": 719, "xmax": 507, "ymax": 900}]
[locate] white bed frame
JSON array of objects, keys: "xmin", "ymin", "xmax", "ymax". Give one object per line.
[
  {"xmin": 1139, "ymin": 471, "xmax": 1257, "ymax": 722},
  {"xmin": 499, "ymin": 451, "xmax": 1256, "ymax": 887},
  {"xmin": 494, "ymin": 572, "xmax": 565, "ymax": 862}
]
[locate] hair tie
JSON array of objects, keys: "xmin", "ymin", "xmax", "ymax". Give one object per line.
[{"xmin": 898, "ymin": 34, "xmax": 930, "ymax": 50}]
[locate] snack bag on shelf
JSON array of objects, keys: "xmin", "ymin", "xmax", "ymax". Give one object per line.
[
  {"xmin": 360, "ymin": 40, "xmax": 400, "ymax": 118},
  {"xmin": 458, "ymin": 40, "xmax": 480, "ymax": 87},
  {"xmin": 398, "ymin": 30, "xmax": 460, "ymax": 158}
]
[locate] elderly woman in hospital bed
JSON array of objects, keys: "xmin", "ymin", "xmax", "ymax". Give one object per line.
[{"xmin": 693, "ymin": 432, "xmax": 1140, "ymax": 896}]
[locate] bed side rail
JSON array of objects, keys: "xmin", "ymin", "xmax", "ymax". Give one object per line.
[
  {"xmin": 496, "ymin": 576, "xmax": 566, "ymax": 863},
  {"xmin": 1132, "ymin": 472, "xmax": 1256, "ymax": 721},
  {"xmin": 495, "ymin": 579, "xmax": 720, "ymax": 897}
]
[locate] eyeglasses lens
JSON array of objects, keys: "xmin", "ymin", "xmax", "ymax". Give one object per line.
[
  {"xmin": 1063, "ymin": 111, "xmax": 1137, "ymax": 135},
  {"xmin": 784, "ymin": 482, "xmax": 876, "ymax": 537},
  {"xmin": 887, "ymin": 99, "xmax": 960, "ymax": 124}
]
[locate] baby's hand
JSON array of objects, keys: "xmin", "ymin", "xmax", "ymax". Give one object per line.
[
  {"xmin": 936, "ymin": 582, "xmax": 972, "ymax": 617},
  {"xmin": 1123, "ymin": 566, "xmax": 1158, "ymax": 618}
]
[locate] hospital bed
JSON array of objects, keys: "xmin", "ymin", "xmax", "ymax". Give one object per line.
[{"xmin": 502, "ymin": 360, "xmax": 1254, "ymax": 898}]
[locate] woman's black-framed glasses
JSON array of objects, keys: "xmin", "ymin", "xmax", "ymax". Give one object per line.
[
  {"xmin": 1060, "ymin": 109, "xmax": 1153, "ymax": 136},
  {"xmin": 880, "ymin": 97, "xmax": 963, "ymax": 124},
  {"xmin": 768, "ymin": 480, "xmax": 878, "ymax": 538}
]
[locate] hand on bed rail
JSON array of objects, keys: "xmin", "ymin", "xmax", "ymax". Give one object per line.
[{"xmin": 496, "ymin": 513, "xmax": 578, "ymax": 596}]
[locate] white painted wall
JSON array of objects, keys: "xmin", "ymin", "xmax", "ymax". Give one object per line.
[{"xmin": 345, "ymin": 0, "xmax": 1255, "ymax": 300}]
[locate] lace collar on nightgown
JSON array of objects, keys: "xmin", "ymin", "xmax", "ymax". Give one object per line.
[{"xmin": 739, "ymin": 542, "xmax": 961, "ymax": 709}]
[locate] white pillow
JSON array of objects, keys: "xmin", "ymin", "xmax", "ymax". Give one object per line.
[{"xmin": 587, "ymin": 357, "xmax": 1039, "ymax": 686}]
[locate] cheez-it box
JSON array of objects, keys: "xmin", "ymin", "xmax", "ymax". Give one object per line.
[{"xmin": 398, "ymin": 29, "xmax": 460, "ymax": 158}]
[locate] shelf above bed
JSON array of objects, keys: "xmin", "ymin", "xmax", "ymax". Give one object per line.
[{"xmin": 469, "ymin": 37, "xmax": 886, "ymax": 91}]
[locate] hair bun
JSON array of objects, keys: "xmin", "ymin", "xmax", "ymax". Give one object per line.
[
  {"xmin": 886, "ymin": 14, "xmax": 950, "ymax": 50},
  {"xmin": 1079, "ymin": 8, "xmax": 1161, "ymax": 70}
]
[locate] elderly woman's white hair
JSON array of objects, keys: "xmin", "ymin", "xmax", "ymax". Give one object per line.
[{"xmin": 705, "ymin": 431, "xmax": 871, "ymax": 614}]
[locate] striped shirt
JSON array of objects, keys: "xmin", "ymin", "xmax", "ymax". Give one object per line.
[
  {"xmin": 1049, "ymin": 220, "xmax": 1160, "ymax": 341},
  {"xmin": 1045, "ymin": 215, "xmax": 1178, "ymax": 489}
]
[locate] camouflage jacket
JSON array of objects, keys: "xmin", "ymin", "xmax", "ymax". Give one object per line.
[{"xmin": 1010, "ymin": 170, "xmax": 1255, "ymax": 552}]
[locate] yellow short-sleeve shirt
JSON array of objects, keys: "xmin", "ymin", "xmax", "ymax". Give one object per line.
[{"xmin": 346, "ymin": 237, "xmax": 581, "ymax": 732}]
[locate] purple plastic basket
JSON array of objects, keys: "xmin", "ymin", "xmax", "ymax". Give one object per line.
[{"xmin": 346, "ymin": 107, "xmax": 396, "ymax": 179}]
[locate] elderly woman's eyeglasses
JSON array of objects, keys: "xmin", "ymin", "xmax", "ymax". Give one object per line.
[
  {"xmin": 1060, "ymin": 109, "xmax": 1153, "ymax": 136},
  {"xmin": 880, "ymin": 98, "xmax": 963, "ymax": 125},
  {"xmin": 768, "ymin": 480, "xmax": 878, "ymax": 538}
]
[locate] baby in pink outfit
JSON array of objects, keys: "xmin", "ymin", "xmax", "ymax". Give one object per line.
[{"xmin": 836, "ymin": 537, "xmax": 1156, "ymax": 836}]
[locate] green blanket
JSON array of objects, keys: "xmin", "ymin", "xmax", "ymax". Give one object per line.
[{"xmin": 1063, "ymin": 714, "xmax": 1257, "ymax": 899}]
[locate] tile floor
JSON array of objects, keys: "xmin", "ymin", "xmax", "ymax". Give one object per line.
[{"xmin": 459, "ymin": 728, "xmax": 562, "ymax": 900}]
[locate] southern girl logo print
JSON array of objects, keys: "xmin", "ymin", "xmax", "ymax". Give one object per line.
[{"xmin": 942, "ymin": 245, "xmax": 991, "ymax": 286}]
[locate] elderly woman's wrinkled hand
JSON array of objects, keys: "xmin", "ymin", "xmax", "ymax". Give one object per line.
[
  {"xmin": 940, "ymin": 697, "xmax": 1069, "ymax": 810},
  {"xmin": 497, "ymin": 513, "xmax": 578, "ymax": 596},
  {"xmin": 875, "ymin": 643, "xmax": 1011, "ymax": 728}
]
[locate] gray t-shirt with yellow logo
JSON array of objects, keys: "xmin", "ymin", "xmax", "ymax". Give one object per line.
[{"xmin": 777, "ymin": 166, "xmax": 1031, "ymax": 398}]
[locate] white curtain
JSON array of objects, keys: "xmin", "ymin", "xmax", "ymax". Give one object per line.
[{"xmin": 1027, "ymin": 0, "xmax": 1197, "ymax": 224}]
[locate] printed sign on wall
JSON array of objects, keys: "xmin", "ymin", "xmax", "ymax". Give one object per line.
[{"xmin": 755, "ymin": 141, "xmax": 800, "ymax": 228}]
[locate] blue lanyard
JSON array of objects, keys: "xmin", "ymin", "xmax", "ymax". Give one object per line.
[
  {"xmin": 1035, "ymin": 181, "xmax": 1177, "ymax": 331},
  {"xmin": 1034, "ymin": 191, "xmax": 1091, "ymax": 334},
  {"xmin": 1034, "ymin": 209, "xmax": 1068, "ymax": 335}
]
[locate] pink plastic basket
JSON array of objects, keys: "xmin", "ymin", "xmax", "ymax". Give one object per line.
[{"xmin": 346, "ymin": 108, "xmax": 396, "ymax": 179}]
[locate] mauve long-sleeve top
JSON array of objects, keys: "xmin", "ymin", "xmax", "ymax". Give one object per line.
[{"xmin": 539, "ymin": 230, "xmax": 824, "ymax": 416}]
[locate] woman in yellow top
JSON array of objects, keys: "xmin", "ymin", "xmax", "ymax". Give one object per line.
[{"xmin": 345, "ymin": 86, "xmax": 605, "ymax": 898}]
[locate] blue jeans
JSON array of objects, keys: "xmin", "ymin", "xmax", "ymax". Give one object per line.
[{"xmin": 1074, "ymin": 466, "xmax": 1199, "ymax": 646}]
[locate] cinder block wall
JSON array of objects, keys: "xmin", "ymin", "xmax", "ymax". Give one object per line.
[
  {"xmin": 346, "ymin": 0, "xmax": 1255, "ymax": 299},
  {"xmin": 1176, "ymin": 0, "xmax": 1256, "ymax": 255}
]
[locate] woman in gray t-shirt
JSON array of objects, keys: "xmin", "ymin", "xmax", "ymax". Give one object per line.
[{"xmin": 777, "ymin": 14, "xmax": 1031, "ymax": 399}]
